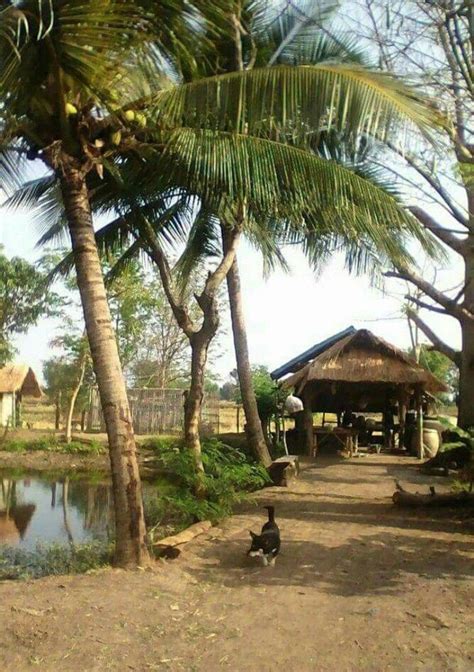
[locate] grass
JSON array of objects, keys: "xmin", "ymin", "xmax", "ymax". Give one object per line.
[
  {"xmin": 0, "ymin": 542, "xmax": 112, "ymax": 580},
  {"xmin": 0, "ymin": 436, "xmax": 105, "ymax": 455}
]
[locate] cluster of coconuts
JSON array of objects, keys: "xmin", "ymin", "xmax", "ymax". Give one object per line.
[
  {"xmin": 124, "ymin": 109, "xmax": 147, "ymax": 127},
  {"xmin": 64, "ymin": 102, "xmax": 147, "ymax": 148}
]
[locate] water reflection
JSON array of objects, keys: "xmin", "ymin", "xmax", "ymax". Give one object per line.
[{"xmin": 0, "ymin": 470, "xmax": 114, "ymax": 549}]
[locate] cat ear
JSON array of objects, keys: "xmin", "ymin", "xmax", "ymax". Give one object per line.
[{"xmin": 249, "ymin": 530, "xmax": 257, "ymax": 539}]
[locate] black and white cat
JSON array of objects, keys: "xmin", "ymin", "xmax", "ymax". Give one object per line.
[{"xmin": 247, "ymin": 505, "xmax": 280, "ymax": 566}]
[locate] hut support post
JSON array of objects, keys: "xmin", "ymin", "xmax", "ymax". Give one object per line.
[
  {"xmin": 303, "ymin": 388, "xmax": 314, "ymax": 456},
  {"xmin": 282, "ymin": 415, "xmax": 289, "ymax": 456},
  {"xmin": 415, "ymin": 386, "xmax": 424, "ymax": 460},
  {"xmin": 398, "ymin": 388, "xmax": 408, "ymax": 451}
]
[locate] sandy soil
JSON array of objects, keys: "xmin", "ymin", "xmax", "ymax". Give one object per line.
[{"xmin": 1, "ymin": 454, "xmax": 473, "ymax": 672}]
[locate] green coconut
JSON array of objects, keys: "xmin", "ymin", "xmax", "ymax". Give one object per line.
[
  {"xmin": 65, "ymin": 102, "xmax": 78, "ymax": 116},
  {"xmin": 135, "ymin": 112, "xmax": 147, "ymax": 128},
  {"xmin": 110, "ymin": 130, "xmax": 122, "ymax": 146}
]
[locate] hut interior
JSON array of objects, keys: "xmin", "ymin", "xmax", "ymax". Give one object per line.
[{"xmin": 272, "ymin": 328, "xmax": 447, "ymax": 459}]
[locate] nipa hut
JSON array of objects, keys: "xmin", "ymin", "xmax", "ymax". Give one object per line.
[
  {"xmin": 0, "ymin": 364, "xmax": 42, "ymax": 427},
  {"xmin": 273, "ymin": 329, "xmax": 447, "ymax": 458}
]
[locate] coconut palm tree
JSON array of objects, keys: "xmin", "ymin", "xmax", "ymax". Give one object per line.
[
  {"xmin": 153, "ymin": 0, "xmax": 446, "ymax": 464},
  {"xmin": 140, "ymin": 1, "xmax": 446, "ymax": 464},
  {"xmin": 0, "ymin": 0, "xmax": 227, "ymax": 566},
  {"xmin": 2, "ymin": 0, "xmax": 443, "ymax": 495},
  {"xmin": 208, "ymin": 0, "xmax": 447, "ymax": 462}
]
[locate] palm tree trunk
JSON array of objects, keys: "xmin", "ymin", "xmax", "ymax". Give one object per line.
[
  {"xmin": 60, "ymin": 166, "xmax": 149, "ymax": 568},
  {"xmin": 222, "ymin": 236, "xmax": 272, "ymax": 467},
  {"xmin": 65, "ymin": 353, "xmax": 86, "ymax": 444},
  {"xmin": 458, "ymin": 243, "xmax": 474, "ymax": 429},
  {"xmin": 184, "ymin": 334, "xmax": 210, "ymax": 494}
]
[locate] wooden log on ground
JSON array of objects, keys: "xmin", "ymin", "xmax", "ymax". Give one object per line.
[
  {"xmin": 392, "ymin": 481, "xmax": 474, "ymax": 508},
  {"xmin": 153, "ymin": 520, "xmax": 212, "ymax": 557},
  {"xmin": 268, "ymin": 455, "xmax": 300, "ymax": 487}
]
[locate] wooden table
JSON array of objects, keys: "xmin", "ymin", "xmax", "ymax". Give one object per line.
[{"xmin": 311, "ymin": 427, "xmax": 359, "ymax": 457}]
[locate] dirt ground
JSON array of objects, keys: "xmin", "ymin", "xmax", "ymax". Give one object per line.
[{"xmin": 1, "ymin": 454, "xmax": 473, "ymax": 672}]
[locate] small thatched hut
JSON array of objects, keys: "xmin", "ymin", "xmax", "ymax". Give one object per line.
[
  {"xmin": 0, "ymin": 364, "xmax": 42, "ymax": 427},
  {"xmin": 273, "ymin": 329, "xmax": 447, "ymax": 458}
]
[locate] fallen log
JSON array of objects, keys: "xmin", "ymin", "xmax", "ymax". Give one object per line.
[
  {"xmin": 153, "ymin": 520, "xmax": 212, "ymax": 557},
  {"xmin": 393, "ymin": 481, "xmax": 474, "ymax": 508}
]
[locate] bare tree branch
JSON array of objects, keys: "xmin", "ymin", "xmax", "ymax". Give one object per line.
[
  {"xmin": 405, "ymin": 294, "xmax": 449, "ymax": 315},
  {"xmin": 137, "ymin": 221, "xmax": 196, "ymax": 339},
  {"xmin": 385, "ymin": 267, "xmax": 474, "ymax": 322},
  {"xmin": 410, "ymin": 205, "xmax": 467, "ymax": 252},
  {"xmin": 406, "ymin": 308, "xmax": 461, "ymax": 365},
  {"xmin": 383, "ymin": 140, "xmax": 469, "ymax": 225}
]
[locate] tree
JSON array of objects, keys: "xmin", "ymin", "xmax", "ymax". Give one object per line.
[
  {"xmin": 43, "ymin": 338, "xmax": 93, "ymax": 438},
  {"xmin": 4, "ymin": 1, "xmax": 443, "ymax": 489},
  {"xmin": 0, "ymin": 247, "xmax": 59, "ymax": 365},
  {"xmin": 43, "ymin": 358, "xmax": 71, "ymax": 430},
  {"xmin": 417, "ymin": 346, "xmax": 459, "ymax": 405},
  {"xmin": 192, "ymin": 0, "xmax": 450, "ymax": 465},
  {"xmin": 220, "ymin": 379, "xmax": 239, "ymax": 401},
  {"xmin": 243, "ymin": 366, "xmax": 283, "ymax": 446},
  {"xmin": 47, "ymin": 329, "xmax": 93, "ymax": 442},
  {"xmin": 0, "ymin": 0, "xmax": 204, "ymax": 567},
  {"xmin": 344, "ymin": 1, "xmax": 473, "ymax": 427},
  {"xmin": 105, "ymin": 259, "xmax": 224, "ymax": 389}
]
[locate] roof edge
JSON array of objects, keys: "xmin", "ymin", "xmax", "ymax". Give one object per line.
[{"xmin": 270, "ymin": 326, "xmax": 357, "ymax": 380}]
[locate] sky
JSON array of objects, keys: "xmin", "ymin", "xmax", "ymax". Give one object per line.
[{"xmin": 1, "ymin": 205, "xmax": 462, "ymax": 385}]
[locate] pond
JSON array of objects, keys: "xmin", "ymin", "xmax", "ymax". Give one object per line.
[{"xmin": 0, "ymin": 468, "xmax": 172, "ymax": 551}]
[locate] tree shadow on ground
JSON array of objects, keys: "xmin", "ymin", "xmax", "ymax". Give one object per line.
[
  {"xmin": 235, "ymin": 495, "xmax": 474, "ymax": 536},
  {"xmin": 188, "ymin": 530, "xmax": 474, "ymax": 598},
  {"xmin": 296, "ymin": 456, "xmax": 456, "ymax": 494}
]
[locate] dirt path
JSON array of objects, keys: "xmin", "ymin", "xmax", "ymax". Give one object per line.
[{"xmin": 1, "ymin": 455, "xmax": 473, "ymax": 671}]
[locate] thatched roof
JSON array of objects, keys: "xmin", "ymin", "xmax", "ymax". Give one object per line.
[
  {"xmin": 283, "ymin": 329, "xmax": 447, "ymax": 394},
  {"xmin": 271, "ymin": 326, "xmax": 356, "ymax": 379},
  {"xmin": 0, "ymin": 364, "xmax": 42, "ymax": 397}
]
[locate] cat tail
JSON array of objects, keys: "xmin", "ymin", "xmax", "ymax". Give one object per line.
[{"xmin": 264, "ymin": 505, "xmax": 275, "ymax": 522}]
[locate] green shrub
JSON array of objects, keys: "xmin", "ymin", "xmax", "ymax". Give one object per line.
[
  {"xmin": 145, "ymin": 438, "xmax": 271, "ymax": 537},
  {"xmin": 0, "ymin": 542, "xmax": 112, "ymax": 581}
]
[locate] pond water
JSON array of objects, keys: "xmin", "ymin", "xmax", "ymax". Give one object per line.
[
  {"xmin": 0, "ymin": 469, "xmax": 117, "ymax": 549},
  {"xmin": 0, "ymin": 470, "xmax": 113, "ymax": 549}
]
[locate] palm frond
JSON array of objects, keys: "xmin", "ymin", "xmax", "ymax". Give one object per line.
[
  {"xmin": 150, "ymin": 64, "xmax": 445, "ymax": 146},
  {"xmin": 175, "ymin": 205, "xmax": 221, "ymax": 285},
  {"xmin": 262, "ymin": 0, "xmax": 341, "ymax": 66},
  {"xmin": 157, "ymin": 127, "xmax": 439, "ymax": 257},
  {"xmin": 280, "ymin": 29, "xmax": 369, "ymax": 68},
  {"xmin": 0, "ymin": 144, "xmax": 29, "ymax": 194},
  {"xmin": 243, "ymin": 215, "xmax": 291, "ymax": 277},
  {"xmin": 104, "ymin": 240, "xmax": 144, "ymax": 286}
]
